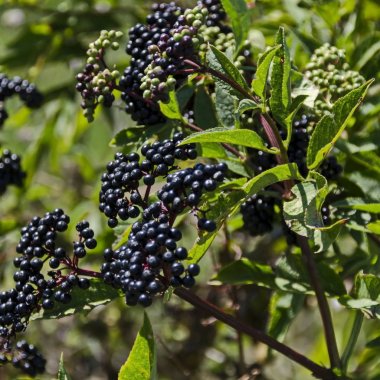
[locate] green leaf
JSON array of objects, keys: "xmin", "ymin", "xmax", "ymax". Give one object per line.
[
  {"xmin": 220, "ymin": 0, "xmax": 250, "ymax": 52},
  {"xmin": 306, "ymin": 80, "xmax": 374, "ymax": 169},
  {"xmin": 31, "ymin": 279, "xmax": 121, "ymax": 320},
  {"xmin": 215, "ymin": 85, "xmax": 237, "ymax": 127},
  {"xmin": 283, "ymin": 174, "xmax": 344, "ymax": 252},
  {"xmin": 333, "ymin": 198, "xmax": 380, "ymax": 213},
  {"xmin": 198, "ymin": 142, "xmax": 228, "ymax": 159},
  {"xmin": 212, "ymin": 258, "xmax": 276, "ymax": 287},
  {"xmin": 275, "ymin": 255, "xmax": 346, "ymax": 297},
  {"xmin": 268, "ymin": 292, "xmax": 305, "ymax": 341},
  {"xmin": 58, "ymin": 353, "xmax": 72, "ymax": 380},
  {"xmin": 194, "ymin": 87, "xmax": 219, "ymax": 130},
  {"xmin": 159, "ymin": 90, "xmax": 183, "ymax": 120},
  {"xmin": 251, "ymin": 45, "xmax": 281, "ymax": 102},
  {"xmin": 180, "ymin": 127, "xmax": 277, "ymax": 153},
  {"xmin": 119, "ymin": 312, "xmax": 157, "ymax": 380},
  {"xmin": 110, "ymin": 124, "xmax": 167, "ymax": 147},
  {"xmin": 188, "ymin": 164, "xmax": 303, "ymax": 263},
  {"xmin": 206, "ymin": 45, "xmax": 249, "ymax": 100},
  {"xmin": 269, "ymin": 27, "xmax": 291, "ymax": 126},
  {"xmin": 236, "ymin": 99, "xmax": 261, "ymax": 115},
  {"xmin": 212, "ymin": 256, "xmax": 346, "ymax": 297}
]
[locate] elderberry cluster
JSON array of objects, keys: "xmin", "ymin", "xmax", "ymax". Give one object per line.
[
  {"xmin": 101, "ymin": 212, "xmax": 201, "ymax": 307},
  {"xmin": 0, "ymin": 210, "xmax": 95, "ymax": 342},
  {"xmin": 100, "ymin": 134, "xmax": 228, "ymax": 307},
  {"xmin": 0, "ymin": 339, "xmax": 46, "ymax": 377},
  {"xmin": 140, "ymin": 5, "xmax": 208, "ymax": 103},
  {"xmin": 0, "ymin": 74, "xmax": 43, "ymax": 127},
  {"xmin": 241, "ymin": 194, "xmax": 278, "ymax": 237},
  {"xmin": 0, "ymin": 150, "xmax": 26, "ymax": 195},
  {"xmin": 119, "ymin": 2, "xmax": 182, "ymax": 125},
  {"xmin": 199, "ymin": 0, "xmax": 229, "ymax": 31},
  {"xmin": 157, "ymin": 162, "xmax": 227, "ymax": 230},
  {"xmin": 99, "ymin": 132, "xmax": 197, "ymax": 228},
  {"xmin": 76, "ymin": 30, "xmax": 123, "ymax": 122}
]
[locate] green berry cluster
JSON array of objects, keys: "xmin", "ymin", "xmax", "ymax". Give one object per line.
[
  {"xmin": 305, "ymin": 43, "xmax": 365, "ymax": 116},
  {"xmin": 139, "ymin": 5, "xmax": 209, "ymax": 104},
  {"xmin": 75, "ymin": 30, "xmax": 123, "ymax": 122}
]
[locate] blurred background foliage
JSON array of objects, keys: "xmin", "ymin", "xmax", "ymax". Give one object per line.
[{"xmin": 0, "ymin": 0, "xmax": 379, "ymax": 379}]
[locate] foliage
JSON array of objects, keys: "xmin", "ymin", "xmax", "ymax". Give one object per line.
[{"xmin": 0, "ymin": 0, "xmax": 379, "ymax": 379}]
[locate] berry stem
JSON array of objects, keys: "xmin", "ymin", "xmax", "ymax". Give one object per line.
[
  {"xmin": 297, "ymin": 235, "xmax": 341, "ymax": 370},
  {"xmin": 174, "ymin": 287, "xmax": 338, "ymax": 380},
  {"xmin": 75, "ymin": 267, "xmax": 103, "ymax": 279}
]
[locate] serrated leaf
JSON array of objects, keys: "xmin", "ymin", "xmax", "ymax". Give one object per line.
[
  {"xmin": 159, "ymin": 91, "xmax": 183, "ymax": 120},
  {"xmin": 307, "ymin": 80, "xmax": 374, "ymax": 169},
  {"xmin": 180, "ymin": 127, "xmax": 277, "ymax": 153},
  {"xmin": 58, "ymin": 354, "xmax": 72, "ymax": 380},
  {"xmin": 31, "ymin": 279, "xmax": 121, "ymax": 320},
  {"xmin": 188, "ymin": 164, "xmax": 303, "ymax": 263},
  {"xmin": 251, "ymin": 45, "xmax": 281, "ymax": 102},
  {"xmin": 236, "ymin": 99, "xmax": 261, "ymax": 114},
  {"xmin": 119, "ymin": 312, "xmax": 157, "ymax": 380},
  {"xmin": 283, "ymin": 174, "xmax": 343, "ymax": 252},
  {"xmin": 269, "ymin": 27, "xmax": 291, "ymax": 126},
  {"xmin": 220, "ymin": 0, "xmax": 250, "ymax": 52},
  {"xmin": 194, "ymin": 86, "xmax": 219, "ymax": 130},
  {"xmin": 206, "ymin": 46, "xmax": 249, "ymax": 100},
  {"xmin": 215, "ymin": 85, "xmax": 237, "ymax": 127}
]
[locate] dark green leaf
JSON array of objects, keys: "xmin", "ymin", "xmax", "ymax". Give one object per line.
[
  {"xmin": 236, "ymin": 99, "xmax": 261, "ymax": 114},
  {"xmin": 180, "ymin": 127, "xmax": 277, "ymax": 153},
  {"xmin": 110, "ymin": 124, "xmax": 167, "ymax": 147},
  {"xmin": 333, "ymin": 198, "xmax": 380, "ymax": 213},
  {"xmin": 212, "ymin": 258, "xmax": 276, "ymax": 286},
  {"xmin": 118, "ymin": 312, "xmax": 157, "ymax": 380},
  {"xmin": 215, "ymin": 85, "xmax": 237, "ymax": 127},
  {"xmin": 194, "ymin": 87, "xmax": 219, "ymax": 130},
  {"xmin": 31, "ymin": 279, "xmax": 121, "ymax": 320},
  {"xmin": 209, "ymin": 45, "xmax": 250, "ymax": 92},
  {"xmin": 220, "ymin": 0, "xmax": 251, "ymax": 51},
  {"xmin": 269, "ymin": 27, "xmax": 291, "ymax": 126},
  {"xmin": 251, "ymin": 45, "xmax": 281, "ymax": 102},
  {"xmin": 306, "ymin": 80, "xmax": 374, "ymax": 169}
]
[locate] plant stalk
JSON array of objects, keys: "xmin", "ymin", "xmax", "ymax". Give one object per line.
[
  {"xmin": 341, "ymin": 311, "xmax": 363, "ymax": 374},
  {"xmin": 174, "ymin": 287, "xmax": 337, "ymax": 379},
  {"xmin": 297, "ymin": 235, "xmax": 341, "ymax": 370}
]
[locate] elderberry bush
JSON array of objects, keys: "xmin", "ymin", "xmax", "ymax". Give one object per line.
[
  {"xmin": 0, "ymin": 74, "xmax": 43, "ymax": 127},
  {"xmin": 0, "ymin": 150, "xmax": 26, "ymax": 195}
]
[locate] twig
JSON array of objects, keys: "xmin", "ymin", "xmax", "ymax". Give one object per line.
[
  {"xmin": 174, "ymin": 287, "xmax": 337, "ymax": 379},
  {"xmin": 297, "ymin": 235, "xmax": 341, "ymax": 370}
]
